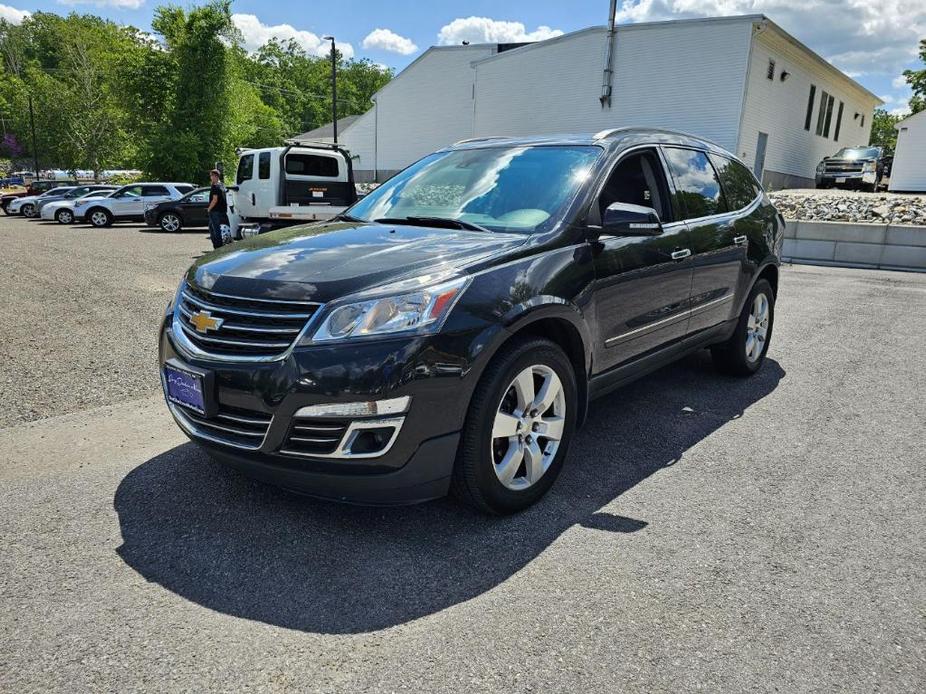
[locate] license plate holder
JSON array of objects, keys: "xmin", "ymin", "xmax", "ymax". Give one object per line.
[
  {"xmin": 836, "ymin": 177, "xmax": 846, "ymax": 183},
  {"xmin": 163, "ymin": 360, "xmax": 215, "ymax": 417}
]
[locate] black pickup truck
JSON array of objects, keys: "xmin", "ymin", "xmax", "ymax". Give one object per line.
[{"xmin": 815, "ymin": 146, "xmax": 892, "ymax": 192}]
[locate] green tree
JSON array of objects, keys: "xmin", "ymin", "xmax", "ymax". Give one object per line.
[
  {"xmin": 869, "ymin": 108, "xmax": 901, "ymax": 151},
  {"xmin": 902, "ymin": 39, "xmax": 926, "ymax": 114}
]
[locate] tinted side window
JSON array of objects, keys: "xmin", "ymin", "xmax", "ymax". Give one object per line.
[
  {"xmin": 142, "ymin": 185, "xmax": 169, "ymax": 196},
  {"xmin": 237, "ymin": 154, "xmax": 255, "ymax": 184},
  {"xmin": 285, "ymin": 154, "xmax": 339, "ymax": 177},
  {"xmin": 708, "ymin": 154, "xmax": 761, "ymax": 211},
  {"xmin": 663, "ymin": 148, "xmax": 727, "ymax": 219},
  {"xmin": 259, "ymin": 151, "xmax": 271, "ymax": 179},
  {"xmin": 174, "ymin": 185, "xmax": 194, "ymax": 195}
]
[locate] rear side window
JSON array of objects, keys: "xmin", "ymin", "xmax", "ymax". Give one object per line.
[
  {"xmin": 663, "ymin": 147, "xmax": 727, "ymax": 219},
  {"xmin": 237, "ymin": 154, "xmax": 255, "ymax": 184},
  {"xmin": 708, "ymin": 154, "xmax": 761, "ymax": 211},
  {"xmin": 259, "ymin": 151, "xmax": 271, "ymax": 179},
  {"xmin": 142, "ymin": 185, "xmax": 169, "ymax": 196},
  {"xmin": 174, "ymin": 185, "xmax": 194, "ymax": 195},
  {"xmin": 285, "ymin": 153, "xmax": 339, "ymax": 177}
]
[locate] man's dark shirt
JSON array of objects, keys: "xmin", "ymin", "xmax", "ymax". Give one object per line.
[{"xmin": 210, "ymin": 183, "xmax": 227, "ymax": 214}]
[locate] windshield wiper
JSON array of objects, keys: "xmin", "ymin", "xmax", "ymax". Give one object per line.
[
  {"xmin": 374, "ymin": 216, "xmax": 490, "ymax": 232},
  {"xmin": 333, "ymin": 213, "xmax": 367, "ymax": 223}
]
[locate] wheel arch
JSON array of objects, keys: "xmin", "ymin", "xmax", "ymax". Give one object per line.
[{"xmin": 483, "ymin": 299, "xmax": 592, "ymax": 427}]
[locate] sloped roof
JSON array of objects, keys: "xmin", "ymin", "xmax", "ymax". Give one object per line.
[{"xmin": 289, "ymin": 114, "xmax": 361, "ymax": 141}]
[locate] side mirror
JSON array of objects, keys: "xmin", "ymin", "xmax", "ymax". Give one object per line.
[{"xmin": 600, "ymin": 202, "xmax": 663, "ymax": 237}]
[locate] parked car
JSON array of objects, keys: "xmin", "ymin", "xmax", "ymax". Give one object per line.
[
  {"xmin": 8, "ymin": 186, "xmax": 77, "ymax": 218},
  {"xmin": 815, "ymin": 146, "xmax": 892, "ymax": 191},
  {"xmin": 35, "ymin": 184, "xmax": 117, "ymax": 218},
  {"xmin": 144, "ymin": 187, "xmax": 210, "ymax": 232},
  {"xmin": 1, "ymin": 180, "xmax": 78, "ymax": 215},
  {"xmin": 74, "ymin": 182, "xmax": 195, "ymax": 227},
  {"xmin": 41, "ymin": 188, "xmax": 117, "ymax": 224},
  {"xmin": 159, "ymin": 128, "xmax": 783, "ymax": 514}
]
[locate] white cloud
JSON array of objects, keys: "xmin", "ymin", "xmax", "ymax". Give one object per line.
[
  {"xmin": 437, "ymin": 17, "xmax": 563, "ymax": 46},
  {"xmin": 889, "ymin": 106, "xmax": 911, "ymax": 117},
  {"xmin": 613, "ymin": 0, "xmax": 925, "ymax": 78},
  {"xmin": 232, "ymin": 13, "xmax": 354, "ymax": 58},
  {"xmin": 878, "ymin": 94, "xmax": 894, "ymax": 104},
  {"xmin": 0, "ymin": 3, "xmax": 30, "ymax": 23},
  {"xmin": 57, "ymin": 0, "xmax": 145, "ymax": 9},
  {"xmin": 362, "ymin": 28, "xmax": 417, "ymax": 55},
  {"xmin": 892, "ymin": 75, "xmax": 909, "ymax": 89}
]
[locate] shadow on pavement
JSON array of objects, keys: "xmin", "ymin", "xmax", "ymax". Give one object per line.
[{"xmin": 114, "ymin": 353, "xmax": 784, "ymax": 634}]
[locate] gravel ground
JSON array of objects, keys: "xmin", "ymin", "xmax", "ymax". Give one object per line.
[
  {"xmin": 769, "ymin": 189, "xmax": 926, "ymax": 226},
  {"xmin": 0, "ymin": 216, "xmax": 210, "ymax": 428}
]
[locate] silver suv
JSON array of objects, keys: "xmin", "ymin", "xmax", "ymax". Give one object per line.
[{"xmin": 74, "ymin": 182, "xmax": 195, "ymax": 227}]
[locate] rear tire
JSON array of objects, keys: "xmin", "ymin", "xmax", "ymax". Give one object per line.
[
  {"xmin": 711, "ymin": 279, "xmax": 775, "ymax": 377},
  {"xmin": 55, "ymin": 209, "xmax": 74, "ymax": 224},
  {"xmin": 88, "ymin": 208, "xmax": 112, "ymax": 228},
  {"xmin": 451, "ymin": 337, "xmax": 577, "ymax": 515}
]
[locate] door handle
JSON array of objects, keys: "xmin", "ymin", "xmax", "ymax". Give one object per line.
[
  {"xmin": 671, "ymin": 248, "xmax": 691, "ymax": 261},
  {"xmin": 734, "ymin": 235, "xmax": 748, "ymax": 246}
]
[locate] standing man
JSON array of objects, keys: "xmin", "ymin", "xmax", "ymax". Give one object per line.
[{"xmin": 207, "ymin": 168, "xmax": 228, "ymax": 249}]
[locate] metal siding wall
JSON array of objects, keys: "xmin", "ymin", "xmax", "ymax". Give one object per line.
[
  {"xmin": 373, "ymin": 46, "xmax": 495, "ymax": 171},
  {"xmin": 339, "ymin": 108, "xmax": 376, "ymax": 179},
  {"xmin": 889, "ymin": 115, "xmax": 926, "ymax": 191},
  {"xmin": 473, "ymin": 22, "xmax": 753, "ymax": 152},
  {"xmin": 737, "ymin": 31, "xmax": 878, "ymax": 187}
]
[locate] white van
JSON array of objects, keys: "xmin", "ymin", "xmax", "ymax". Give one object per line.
[{"xmin": 228, "ymin": 141, "xmax": 357, "ymax": 237}]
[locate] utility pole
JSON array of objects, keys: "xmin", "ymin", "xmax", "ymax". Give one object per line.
[
  {"xmin": 28, "ymin": 94, "xmax": 39, "ymax": 176},
  {"xmin": 322, "ymin": 35, "xmax": 338, "ymax": 143}
]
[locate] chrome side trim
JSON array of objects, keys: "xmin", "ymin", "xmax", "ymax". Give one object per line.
[
  {"xmin": 605, "ymin": 294, "xmax": 734, "ymax": 347},
  {"xmin": 280, "ymin": 416, "xmax": 406, "ymax": 460}
]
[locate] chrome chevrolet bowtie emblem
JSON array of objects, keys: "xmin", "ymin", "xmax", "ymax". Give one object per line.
[{"xmin": 189, "ymin": 310, "xmax": 224, "ymax": 334}]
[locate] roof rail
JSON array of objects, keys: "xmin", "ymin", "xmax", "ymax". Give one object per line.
[
  {"xmin": 593, "ymin": 127, "xmax": 632, "ymax": 140},
  {"xmin": 452, "ymin": 135, "xmax": 510, "ymax": 146},
  {"xmin": 283, "ymin": 139, "xmax": 346, "ymax": 150}
]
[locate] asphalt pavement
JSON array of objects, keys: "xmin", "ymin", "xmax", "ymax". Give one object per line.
[{"xmin": 0, "ymin": 216, "xmax": 923, "ymax": 692}]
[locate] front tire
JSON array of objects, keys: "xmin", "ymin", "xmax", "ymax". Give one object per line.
[
  {"xmin": 159, "ymin": 212, "xmax": 182, "ymax": 233},
  {"xmin": 21, "ymin": 203, "xmax": 35, "ymax": 218},
  {"xmin": 711, "ymin": 279, "xmax": 775, "ymax": 377},
  {"xmin": 55, "ymin": 209, "xmax": 74, "ymax": 224},
  {"xmin": 451, "ymin": 337, "xmax": 577, "ymax": 514},
  {"xmin": 88, "ymin": 208, "xmax": 112, "ymax": 228}
]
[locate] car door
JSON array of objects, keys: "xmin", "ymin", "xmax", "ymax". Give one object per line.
[
  {"xmin": 234, "ymin": 153, "xmax": 257, "ymax": 217},
  {"xmin": 110, "ymin": 185, "xmax": 143, "ymax": 218},
  {"xmin": 181, "ymin": 189, "xmax": 210, "ymax": 227},
  {"xmin": 590, "ymin": 147, "xmax": 694, "ymax": 372},
  {"xmin": 661, "ymin": 147, "xmax": 747, "ymax": 336}
]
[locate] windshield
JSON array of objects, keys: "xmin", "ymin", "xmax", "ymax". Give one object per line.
[
  {"xmin": 833, "ymin": 147, "xmax": 880, "ymax": 160},
  {"xmin": 348, "ymin": 145, "xmax": 602, "ymax": 234}
]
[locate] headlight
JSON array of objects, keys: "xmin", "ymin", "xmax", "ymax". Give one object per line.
[
  {"xmin": 862, "ymin": 161, "xmax": 876, "ymax": 172},
  {"xmin": 308, "ymin": 276, "xmax": 469, "ymax": 343},
  {"xmin": 816, "ymin": 162, "xmax": 825, "ymax": 172}
]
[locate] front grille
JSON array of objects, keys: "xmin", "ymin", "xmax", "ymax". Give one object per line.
[
  {"xmin": 176, "ymin": 283, "xmax": 320, "ymax": 358},
  {"xmin": 174, "ymin": 402, "xmax": 272, "ymax": 448},
  {"xmin": 824, "ymin": 162, "xmax": 864, "ymax": 174},
  {"xmin": 280, "ymin": 418, "xmax": 349, "ymax": 457}
]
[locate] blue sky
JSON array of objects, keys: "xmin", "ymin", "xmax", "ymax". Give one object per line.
[{"xmin": 2, "ymin": 0, "xmax": 923, "ymax": 114}]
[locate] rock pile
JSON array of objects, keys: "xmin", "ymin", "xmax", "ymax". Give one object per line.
[{"xmin": 768, "ymin": 190, "xmax": 926, "ymax": 226}]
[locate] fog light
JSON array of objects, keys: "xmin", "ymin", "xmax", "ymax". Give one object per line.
[{"xmin": 348, "ymin": 427, "xmax": 396, "ymax": 455}]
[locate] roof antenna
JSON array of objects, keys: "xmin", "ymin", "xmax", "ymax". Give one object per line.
[{"xmin": 600, "ymin": 0, "xmax": 617, "ymax": 107}]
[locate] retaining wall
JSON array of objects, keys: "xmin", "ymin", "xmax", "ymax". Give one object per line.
[{"xmin": 782, "ymin": 220, "xmax": 926, "ymax": 272}]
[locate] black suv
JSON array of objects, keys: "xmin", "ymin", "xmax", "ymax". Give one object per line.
[
  {"xmin": 159, "ymin": 128, "xmax": 783, "ymax": 514},
  {"xmin": 144, "ymin": 187, "xmax": 210, "ymax": 232},
  {"xmin": 815, "ymin": 146, "xmax": 892, "ymax": 191}
]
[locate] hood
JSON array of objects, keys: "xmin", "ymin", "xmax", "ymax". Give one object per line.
[{"xmin": 188, "ymin": 220, "xmax": 528, "ymax": 302}]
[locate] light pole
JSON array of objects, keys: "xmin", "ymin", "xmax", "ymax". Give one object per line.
[{"xmin": 322, "ymin": 35, "xmax": 338, "ymax": 143}]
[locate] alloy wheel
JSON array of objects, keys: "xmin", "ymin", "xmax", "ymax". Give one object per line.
[
  {"xmin": 57, "ymin": 210, "xmax": 73, "ymax": 224},
  {"xmin": 490, "ymin": 364, "xmax": 566, "ymax": 491},
  {"xmin": 90, "ymin": 211, "xmax": 108, "ymax": 227},
  {"xmin": 745, "ymin": 292, "xmax": 770, "ymax": 362},
  {"xmin": 22, "ymin": 204, "xmax": 35, "ymax": 217},
  {"xmin": 160, "ymin": 214, "xmax": 181, "ymax": 232}
]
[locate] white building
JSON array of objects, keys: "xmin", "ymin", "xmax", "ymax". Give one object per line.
[
  {"xmin": 889, "ymin": 110, "xmax": 926, "ymax": 192},
  {"xmin": 341, "ymin": 14, "xmax": 880, "ymax": 188}
]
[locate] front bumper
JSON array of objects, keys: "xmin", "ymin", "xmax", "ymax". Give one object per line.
[{"xmin": 158, "ymin": 316, "xmax": 477, "ymax": 504}]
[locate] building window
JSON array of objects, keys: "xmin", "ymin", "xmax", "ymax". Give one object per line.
[
  {"xmin": 834, "ymin": 101, "xmax": 844, "ymax": 141},
  {"xmin": 804, "ymin": 85, "xmax": 816, "ymax": 131},
  {"xmin": 822, "ymin": 95, "xmax": 835, "ymax": 137},
  {"xmin": 815, "ymin": 91, "xmax": 829, "ymax": 135},
  {"xmin": 767, "ymin": 59, "xmax": 775, "ymax": 80},
  {"xmin": 861, "ymin": 114, "xmax": 865, "ymax": 127}
]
